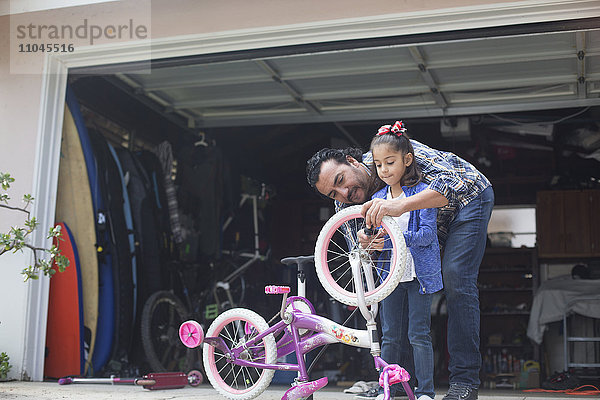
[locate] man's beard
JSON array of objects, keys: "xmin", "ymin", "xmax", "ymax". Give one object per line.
[{"xmin": 348, "ymin": 187, "xmax": 359, "ymax": 204}]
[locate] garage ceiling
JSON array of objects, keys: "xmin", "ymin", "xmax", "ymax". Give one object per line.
[{"xmin": 109, "ymin": 27, "xmax": 600, "ymax": 130}]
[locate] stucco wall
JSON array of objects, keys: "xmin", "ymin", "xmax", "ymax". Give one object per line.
[{"xmin": 0, "ymin": 0, "xmax": 595, "ymax": 381}]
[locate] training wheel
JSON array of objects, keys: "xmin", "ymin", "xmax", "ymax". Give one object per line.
[
  {"xmin": 187, "ymin": 369, "xmax": 203, "ymax": 386},
  {"xmin": 179, "ymin": 320, "xmax": 204, "ymax": 348}
]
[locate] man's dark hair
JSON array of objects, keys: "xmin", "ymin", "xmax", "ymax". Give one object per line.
[{"xmin": 306, "ymin": 147, "xmax": 363, "ymax": 189}]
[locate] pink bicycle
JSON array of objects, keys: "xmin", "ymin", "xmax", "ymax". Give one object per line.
[{"xmin": 179, "ymin": 205, "xmax": 415, "ymax": 400}]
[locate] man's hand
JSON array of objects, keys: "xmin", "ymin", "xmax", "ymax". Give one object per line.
[
  {"xmin": 361, "ymin": 197, "xmax": 406, "ymax": 228},
  {"xmin": 358, "ymin": 228, "xmax": 385, "ymax": 252}
]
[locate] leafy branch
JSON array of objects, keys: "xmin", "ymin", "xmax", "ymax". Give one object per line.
[
  {"xmin": 0, "ymin": 172, "xmax": 68, "ymax": 281},
  {"xmin": 0, "ymin": 352, "xmax": 11, "ymax": 380}
]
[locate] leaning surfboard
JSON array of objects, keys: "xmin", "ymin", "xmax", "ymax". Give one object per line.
[
  {"xmin": 66, "ymin": 86, "xmax": 115, "ymax": 374},
  {"xmin": 44, "ymin": 222, "xmax": 84, "ymax": 378},
  {"xmin": 55, "ymin": 105, "xmax": 99, "ymax": 375}
]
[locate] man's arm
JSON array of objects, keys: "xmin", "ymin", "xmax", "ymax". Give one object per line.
[{"xmin": 361, "ymin": 188, "xmax": 448, "ymax": 228}]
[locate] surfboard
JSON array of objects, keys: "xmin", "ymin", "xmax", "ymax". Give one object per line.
[
  {"xmin": 66, "ymin": 86, "xmax": 115, "ymax": 374},
  {"xmin": 44, "ymin": 222, "xmax": 84, "ymax": 378},
  {"xmin": 107, "ymin": 143, "xmax": 138, "ymax": 327},
  {"xmin": 116, "ymin": 149, "xmax": 164, "ymax": 322},
  {"xmin": 87, "ymin": 128, "xmax": 134, "ymax": 368},
  {"xmin": 55, "ymin": 105, "xmax": 99, "ymax": 375}
]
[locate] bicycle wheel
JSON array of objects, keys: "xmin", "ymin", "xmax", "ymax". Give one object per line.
[
  {"xmin": 203, "ymin": 308, "xmax": 276, "ymax": 400},
  {"xmin": 141, "ymin": 290, "xmax": 194, "ymax": 372},
  {"xmin": 314, "ymin": 204, "xmax": 407, "ymax": 306}
]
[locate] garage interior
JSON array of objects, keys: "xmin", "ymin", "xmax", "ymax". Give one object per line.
[{"xmin": 59, "ymin": 18, "xmax": 600, "ymax": 389}]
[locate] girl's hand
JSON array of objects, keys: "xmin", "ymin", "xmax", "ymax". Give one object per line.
[
  {"xmin": 358, "ymin": 229, "xmax": 385, "ymax": 252},
  {"xmin": 361, "ymin": 198, "xmax": 406, "ymax": 227}
]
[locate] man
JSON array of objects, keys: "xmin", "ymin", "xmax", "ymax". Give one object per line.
[{"xmin": 306, "ymin": 137, "xmax": 494, "ymax": 400}]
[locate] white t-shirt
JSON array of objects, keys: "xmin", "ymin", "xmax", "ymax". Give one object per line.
[{"xmin": 386, "ymin": 188, "xmax": 416, "ymax": 282}]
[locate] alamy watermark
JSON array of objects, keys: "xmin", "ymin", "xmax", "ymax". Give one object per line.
[
  {"xmin": 16, "ymin": 19, "xmax": 148, "ymax": 47},
  {"xmin": 9, "ymin": 3, "xmax": 151, "ymax": 75}
]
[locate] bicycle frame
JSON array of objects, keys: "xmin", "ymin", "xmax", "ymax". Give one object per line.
[
  {"xmin": 201, "ymin": 248, "xmax": 414, "ymax": 400},
  {"xmin": 213, "ymin": 194, "xmax": 268, "ymax": 308}
]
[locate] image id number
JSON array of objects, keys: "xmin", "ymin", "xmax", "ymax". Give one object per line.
[{"xmin": 19, "ymin": 43, "xmax": 75, "ymax": 53}]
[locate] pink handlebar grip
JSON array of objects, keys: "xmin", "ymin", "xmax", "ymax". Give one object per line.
[
  {"xmin": 379, "ymin": 364, "xmax": 410, "ymax": 386},
  {"xmin": 265, "ymin": 285, "xmax": 291, "ymax": 294}
]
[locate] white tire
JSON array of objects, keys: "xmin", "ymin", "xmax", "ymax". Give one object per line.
[
  {"xmin": 314, "ymin": 205, "xmax": 407, "ymax": 306},
  {"xmin": 203, "ymin": 308, "xmax": 276, "ymax": 400}
]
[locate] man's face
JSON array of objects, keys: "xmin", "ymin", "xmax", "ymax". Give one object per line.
[{"xmin": 315, "ymin": 156, "xmax": 371, "ymax": 204}]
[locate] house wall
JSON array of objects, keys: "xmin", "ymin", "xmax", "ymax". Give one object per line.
[{"xmin": 0, "ymin": 0, "xmax": 595, "ymax": 381}]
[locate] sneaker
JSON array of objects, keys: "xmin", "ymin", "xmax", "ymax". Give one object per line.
[
  {"xmin": 345, "ymin": 381, "xmax": 370, "ymax": 394},
  {"xmin": 541, "ymin": 370, "xmax": 581, "ymax": 390},
  {"xmin": 359, "ymin": 391, "xmax": 389, "ymax": 400},
  {"xmin": 356, "ymin": 388, "xmax": 380, "ymax": 399},
  {"xmin": 359, "ymin": 389, "xmax": 410, "ymax": 400},
  {"xmin": 443, "ymin": 383, "xmax": 478, "ymax": 400},
  {"xmin": 417, "ymin": 396, "xmax": 435, "ymax": 400}
]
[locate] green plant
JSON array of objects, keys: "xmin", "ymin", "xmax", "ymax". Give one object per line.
[
  {"xmin": 0, "ymin": 352, "xmax": 11, "ymax": 380},
  {"xmin": 0, "ymin": 172, "xmax": 68, "ymax": 281}
]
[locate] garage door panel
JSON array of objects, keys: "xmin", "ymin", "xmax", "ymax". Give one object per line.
[{"xmin": 268, "ymin": 47, "xmax": 415, "ymax": 79}]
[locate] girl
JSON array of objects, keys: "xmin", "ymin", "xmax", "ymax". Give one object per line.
[{"xmin": 365, "ymin": 121, "xmax": 442, "ymax": 400}]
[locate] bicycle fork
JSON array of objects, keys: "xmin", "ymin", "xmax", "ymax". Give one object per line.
[
  {"xmin": 349, "ymin": 250, "xmax": 415, "ymax": 400},
  {"xmin": 349, "ymin": 251, "xmax": 380, "ymax": 356}
]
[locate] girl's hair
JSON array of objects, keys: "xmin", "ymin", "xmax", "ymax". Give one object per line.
[{"xmin": 369, "ymin": 121, "xmax": 422, "ymax": 187}]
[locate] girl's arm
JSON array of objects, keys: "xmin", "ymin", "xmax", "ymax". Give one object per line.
[
  {"xmin": 361, "ymin": 188, "xmax": 447, "ymax": 228},
  {"xmin": 403, "ymin": 207, "xmax": 438, "ymax": 248}
]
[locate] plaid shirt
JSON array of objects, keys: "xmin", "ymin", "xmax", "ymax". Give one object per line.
[{"xmin": 335, "ymin": 140, "xmax": 491, "ymax": 244}]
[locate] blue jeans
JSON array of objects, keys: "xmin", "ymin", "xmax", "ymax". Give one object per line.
[
  {"xmin": 442, "ymin": 186, "xmax": 494, "ymax": 387},
  {"xmin": 381, "ymin": 279, "xmax": 435, "ymax": 399}
]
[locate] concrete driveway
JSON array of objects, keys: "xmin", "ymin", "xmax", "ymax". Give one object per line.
[{"xmin": 0, "ymin": 381, "xmax": 591, "ymax": 400}]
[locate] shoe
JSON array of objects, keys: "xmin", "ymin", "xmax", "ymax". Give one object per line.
[
  {"xmin": 359, "ymin": 389, "xmax": 409, "ymax": 400},
  {"xmin": 541, "ymin": 370, "xmax": 581, "ymax": 390},
  {"xmin": 417, "ymin": 396, "xmax": 435, "ymax": 400},
  {"xmin": 345, "ymin": 381, "xmax": 370, "ymax": 394},
  {"xmin": 356, "ymin": 388, "xmax": 380, "ymax": 399},
  {"xmin": 443, "ymin": 383, "xmax": 478, "ymax": 400}
]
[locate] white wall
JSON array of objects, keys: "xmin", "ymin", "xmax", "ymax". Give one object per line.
[{"xmin": 488, "ymin": 206, "xmax": 537, "ymax": 248}]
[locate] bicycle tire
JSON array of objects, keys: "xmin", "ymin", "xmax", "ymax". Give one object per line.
[
  {"xmin": 314, "ymin": 204, "xmax": 407, "ymax": 306},
  {"xmin": 141, "ymin": 290, "xmax": 194, "ymax": 372},
  {"xmin": 203, "ymin": 308, "xmax": 276, "ymax": 400}
]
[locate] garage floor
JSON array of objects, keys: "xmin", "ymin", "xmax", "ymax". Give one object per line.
[{"xmin": 0, "ymin": 381, "xmax": 593, "ymax": 399}]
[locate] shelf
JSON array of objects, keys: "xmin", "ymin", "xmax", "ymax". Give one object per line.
[
  {"xmin": 483, "ymin": 247, "xmax": 536, "ymax": 255},
  {"xmin": 481, "ymin": 311, "xmax": 530, "ymax": 316},
  {"xmin": 479, "ymin": 288, "xmax": 533, "ymax": 292},
  {"xmin": 483, "ymin": 343, "xmax": 532, "ymax": 348},
  {"xmin": 479, "ymin": 268, "xmax": 531, "ymax": 273}
]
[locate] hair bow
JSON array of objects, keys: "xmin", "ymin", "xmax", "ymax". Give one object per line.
[{"xmin": 377, "ymin": 121, "xmax": 406, "ymax": 136}]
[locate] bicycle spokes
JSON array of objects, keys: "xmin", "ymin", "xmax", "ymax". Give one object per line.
[{"xmin": 203, "ymin": 309, "xmax": 276, "ymax": 398}]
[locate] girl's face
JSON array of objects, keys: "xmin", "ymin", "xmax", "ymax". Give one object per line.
[{"xmin": 372, "ymin": 143, "xmax": 413, "ymax": 188}]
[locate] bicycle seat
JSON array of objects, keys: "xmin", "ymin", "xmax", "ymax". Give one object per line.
[{"xmin": 280, "ymin": 255, "xmax": 314, "ymax": 268}]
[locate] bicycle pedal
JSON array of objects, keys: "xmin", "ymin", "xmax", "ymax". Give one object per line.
[{"xmin": 281, "ymin": 377, "xmax": 328, "ymax": 400}]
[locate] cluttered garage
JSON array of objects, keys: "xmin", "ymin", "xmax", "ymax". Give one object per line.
[{"xmin": 45, "ymin": 18, "xmax": 600, "ymax": 394}]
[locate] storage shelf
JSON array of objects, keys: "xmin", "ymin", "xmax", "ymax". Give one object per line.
[
  {"xmin": 483, "ymin": 247, "xmax": 536, "ymax": 255},
  {"xmin": 480, "ymin": 268, "xmax": 531, "ymax": 273},
  {"xmin": 481, "ymin": 311, "xmax": 530, "ymax": 316},
  {"xmin": 479, "ymin": 245, "xmax": 539, "ymax": 387},
  {"xmin": 483, "ymin": 343, "xmax": 532, "ymax": 348}
]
